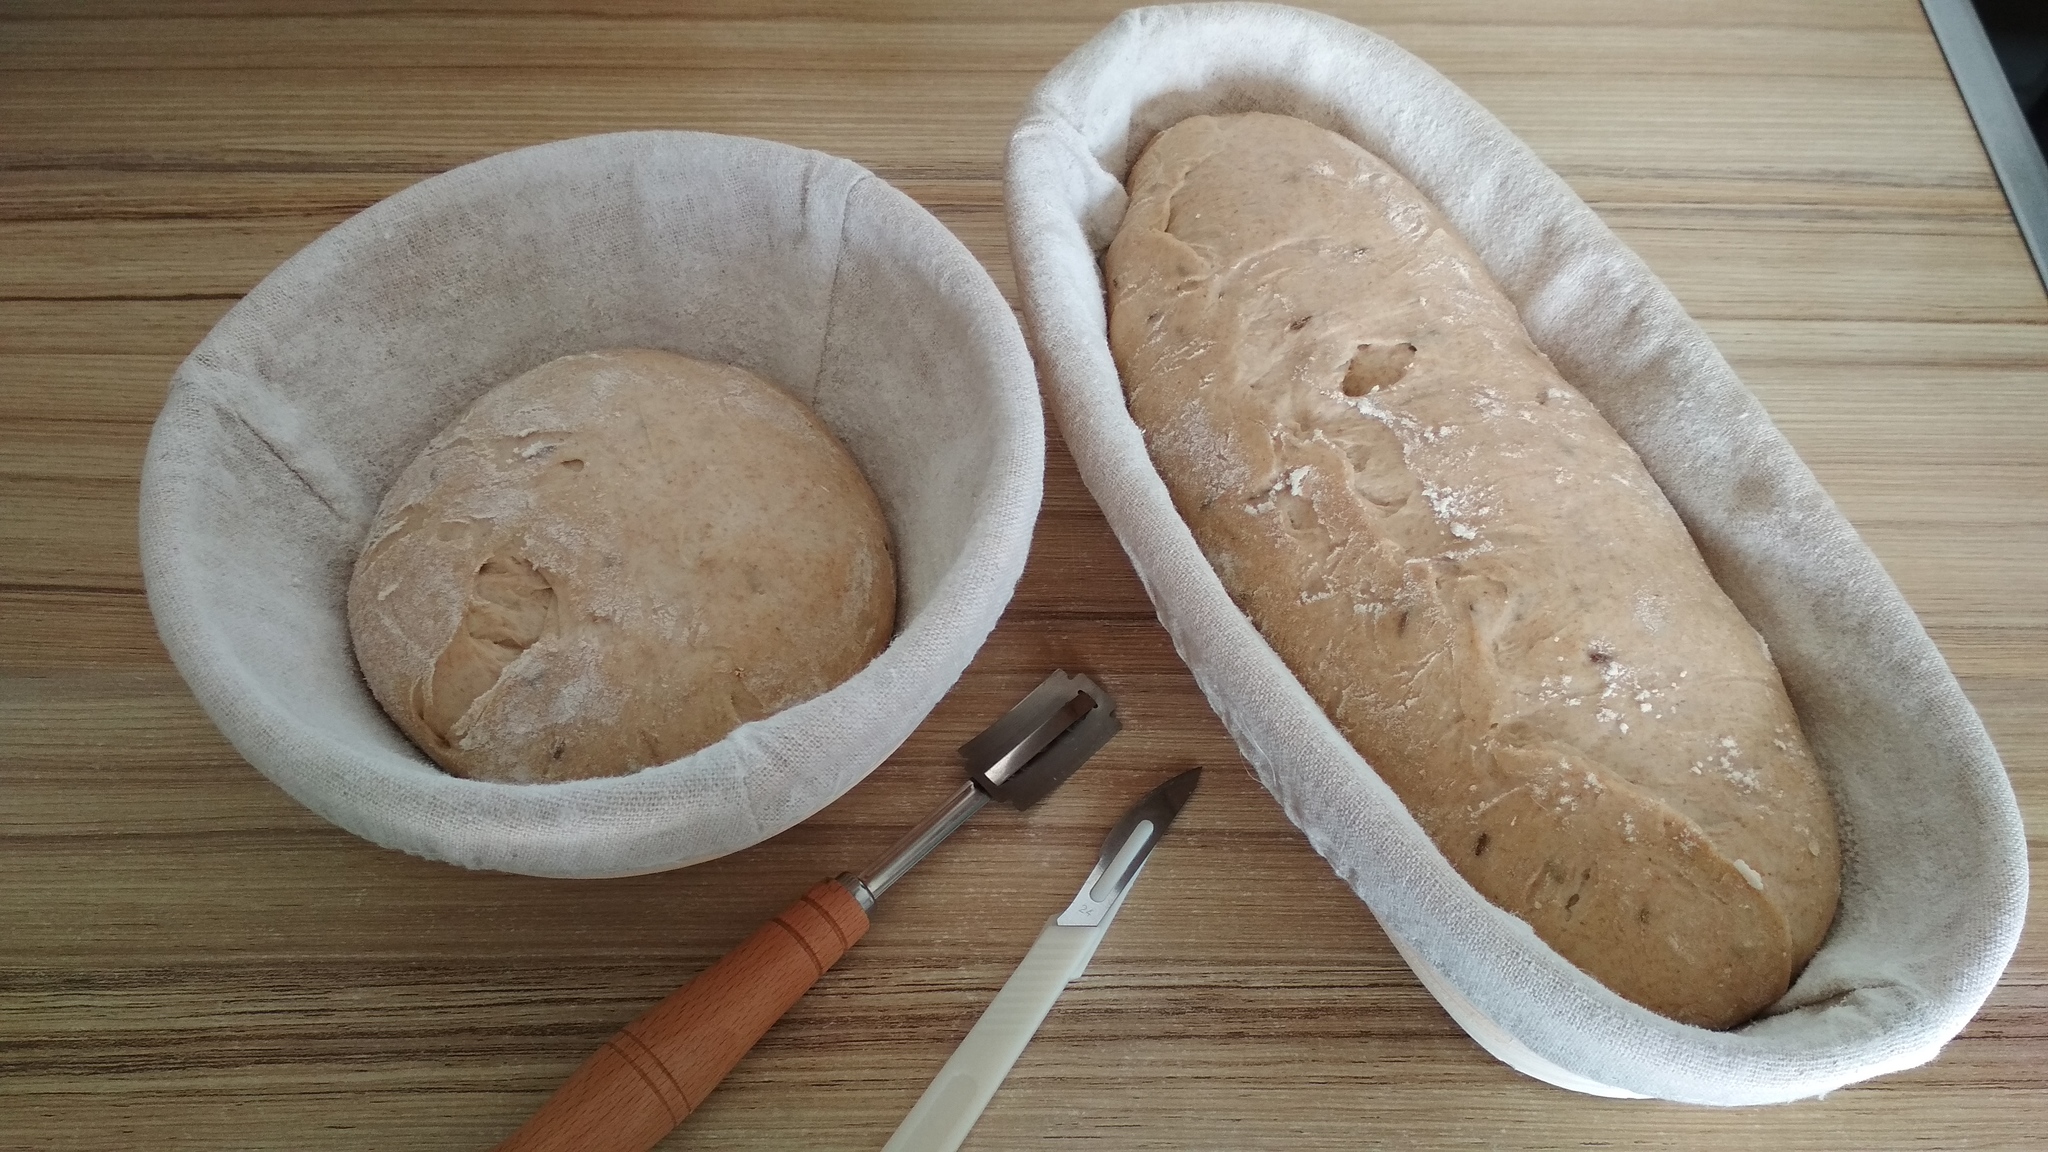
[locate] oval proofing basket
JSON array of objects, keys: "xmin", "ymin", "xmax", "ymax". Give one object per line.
[
  {"xmin": 1004, "ymin": 3, "xmax": 2027, "ymax": 1106},
  {"xmin": 141, "ymin": 131, "xmax": 1043, "ymax": 879}
]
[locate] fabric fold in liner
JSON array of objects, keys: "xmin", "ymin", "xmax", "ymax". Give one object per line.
[{"xmin": 142, "ymin": 130, "xmax": 1043, "ymax": 879}]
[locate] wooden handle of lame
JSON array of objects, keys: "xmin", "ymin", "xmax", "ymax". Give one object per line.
[{"xmin": 492, "ymin": 879, "xmax": 870, "ymax": 1152}]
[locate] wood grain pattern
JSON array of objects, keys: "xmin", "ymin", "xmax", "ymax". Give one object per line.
[
  {"xmin": 1, "ymin": 2, "xmax": 2042, "ymax": 1149},
  {"xmin": 494, "ymin": 880, "xmax": 872, "ymax": 1152}
]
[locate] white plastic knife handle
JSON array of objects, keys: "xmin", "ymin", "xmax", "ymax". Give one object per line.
[
  {"xmin": 884, "ymin": 768, "xmax": 1200, "ymax": 1152},
  {"xmin": 880, "ymin": 916, "xmax": 1114, "ymax": 1152}
]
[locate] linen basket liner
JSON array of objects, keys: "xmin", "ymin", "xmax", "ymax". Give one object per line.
[
  {"xmin": 141, "ymin": 130, "xmax": 1044, "ymax": 879},
  {"xmin": 1003, "ymin": 2, "xmax": 2027, "ymax": 1105}
]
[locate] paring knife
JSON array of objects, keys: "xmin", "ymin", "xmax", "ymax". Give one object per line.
[{"xmin": 882, "ymin": 766, "xmax": 1202, "ymax": 1152}]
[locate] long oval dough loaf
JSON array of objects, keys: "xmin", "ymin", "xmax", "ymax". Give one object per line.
[
  {"xmin": 1106, "ymin": 113, "xmax": 1840, "ymax": 1029},
  {"xmin": 348, "ymin": 348, "xmax": 895, "ymax": 784}
]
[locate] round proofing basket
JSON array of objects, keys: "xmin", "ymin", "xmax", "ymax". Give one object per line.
[
  {"xmin": 1005, "ymin": 3, "xmax": 2027, "ymax": 1106},
  {"xmin": 140, "ymin": 130, "xmax": 1043, "ymax": 879}
]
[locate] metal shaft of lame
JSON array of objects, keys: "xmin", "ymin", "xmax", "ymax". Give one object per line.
[{"xmin": 840, "ymin": 781, "xmax": 989, "ymax": 912}]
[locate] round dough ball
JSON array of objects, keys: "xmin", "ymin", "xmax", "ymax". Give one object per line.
[{"xmin": 347, "ymin": 348, "xmax": 896, "ymax": 783}]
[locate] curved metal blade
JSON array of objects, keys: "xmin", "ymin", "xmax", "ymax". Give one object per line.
[
  {"xmin": 1055, "ymin": 767, "xmax": 1201, "ymax": 927},
  {"xmin": 960, "ymin": 670, "xmax": 1119, "ymax": 811}
]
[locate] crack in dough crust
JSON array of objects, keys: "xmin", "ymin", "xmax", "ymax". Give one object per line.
[{"xmin": 347, "ymin": 348, "xmax": 896, "ymax": 784}]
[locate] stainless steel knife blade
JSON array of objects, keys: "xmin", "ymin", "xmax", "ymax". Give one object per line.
[{"xmin": 1057, "ymin": 766, "xmax": 1201, "ymax": 926}]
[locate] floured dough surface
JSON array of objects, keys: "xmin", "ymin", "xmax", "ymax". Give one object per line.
[
  {"xmin": 1106, "ymin": 113, "xmax": 1839, "ymax": 1028},
  {"xmin": 347, "ymin": 348, "xmax": 896, "ymax": 784}
]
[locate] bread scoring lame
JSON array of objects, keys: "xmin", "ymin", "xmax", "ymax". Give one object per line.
[{"xmin": 1105, "ymin": 113, "xmax": 1840, "ymax": 1029}]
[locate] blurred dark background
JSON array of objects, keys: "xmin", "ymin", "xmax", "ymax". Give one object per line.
[{"xmin": 1973, "ymin": 0, "xmax": 2048, "ymax": 158}]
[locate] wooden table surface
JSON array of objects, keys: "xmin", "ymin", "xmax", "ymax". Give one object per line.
[{"xmin": 3, "ymin": 1, "xmax": 2043, "ymax": 1148}]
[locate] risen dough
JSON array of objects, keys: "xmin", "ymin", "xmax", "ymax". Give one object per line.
[
  {"xmin": 1106, "ymin": 113, "xmax": 1839, "ymax": 1028},
  {"xmin": 347, "ymin": 348, "xmax": 895, "ymax": 784}
]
